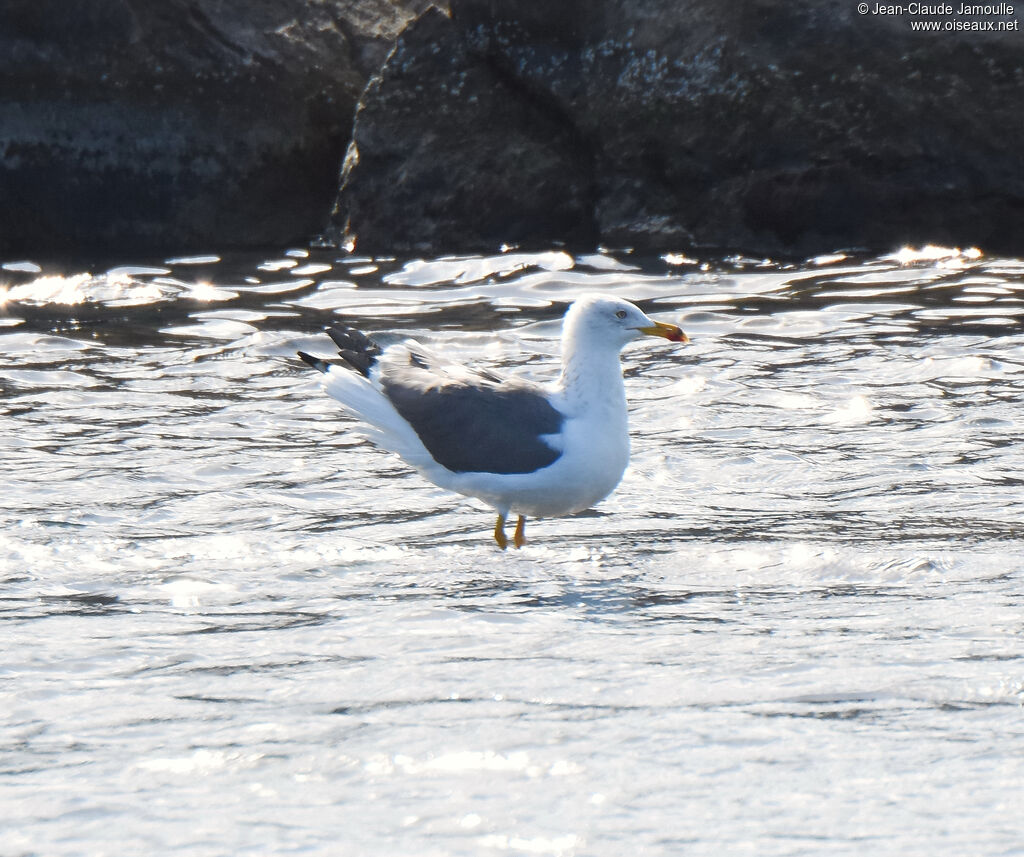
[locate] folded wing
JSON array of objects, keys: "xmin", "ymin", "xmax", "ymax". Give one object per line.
[{"xmin": 380, "ymin": 365, "xmax": 564, "ymax": 474}]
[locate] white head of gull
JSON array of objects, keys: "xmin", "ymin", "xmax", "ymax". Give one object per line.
[{"xmin": 298, "ymin": 294, "xmax": 688, "ymax": 548}]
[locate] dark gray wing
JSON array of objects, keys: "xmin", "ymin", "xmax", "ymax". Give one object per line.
[{"xmin": 381, "ymin": 369, "xmax": 564, "ymax": 475}]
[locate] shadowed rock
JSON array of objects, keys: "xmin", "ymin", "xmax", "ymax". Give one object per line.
[
  {"xmin": 0, "ymin": 0, "xmax": 430, "ymax": 261},
  {"xmin": 335, "ymin": 0, "xmax": 1024, "ymax": 257}
]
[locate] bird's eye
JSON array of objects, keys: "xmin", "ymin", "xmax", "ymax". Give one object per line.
[{"xmin": 615, "ymin": 310, "xmax": 627, "ymax": 319}]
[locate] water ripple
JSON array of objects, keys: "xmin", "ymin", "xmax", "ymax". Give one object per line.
[{"xmin": 3, "ymin": 245, "xmax": 1024, "ymax": 855}]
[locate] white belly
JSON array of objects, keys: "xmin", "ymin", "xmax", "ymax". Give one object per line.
[{"xmin": 446, "ymin": 412, "xmax": 631, "ymax": 518}]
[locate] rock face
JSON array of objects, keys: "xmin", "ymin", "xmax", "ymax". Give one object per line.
[
  {"xmin": 6, "ymin": 1, "xmax": 1024, "ymax": 260},
  {"xmin": 0, "ymin": 0, "xmax": 428, "ymax": 260},
  {"xmin": 336, "ymin": 0, "xmax": 1024, "ymax": 257},
  {"xmin": 333, "ymin": 7, "xmax": 599, "ymax": 255}
]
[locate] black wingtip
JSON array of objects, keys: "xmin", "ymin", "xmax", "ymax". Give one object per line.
[
  {"xmin": 326, "ymin": 325, "xmax": 381, "ymax": 377},
  {"xmin": 297, "ymin": 351, "xmax": 328, "ymax": 373}
]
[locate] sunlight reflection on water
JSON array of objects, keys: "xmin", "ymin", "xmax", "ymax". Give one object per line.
[{"xmin": 2, "ymin": 245, "xmax": 1023, "ymax": 856}]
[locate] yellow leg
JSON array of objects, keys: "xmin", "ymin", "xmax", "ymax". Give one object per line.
[
  {"xmin": 513, "ymin": 515, "xmax": 526, "ymax": 549},
  {"xmin": 493, "ymin": 514, "xmax": 509, "ymax": 550}
]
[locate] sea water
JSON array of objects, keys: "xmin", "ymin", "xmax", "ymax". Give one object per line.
[{"xmin": 2, "ymin": 246, "xmax": 1022, "ymax": 855}]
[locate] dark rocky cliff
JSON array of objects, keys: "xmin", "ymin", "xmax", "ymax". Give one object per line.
[
  {"xmin": 0, "ymin": 0, "xmax": 429, "ymax": 259},
  {"xmin": 4, "ymin": 0, "xmax": 1023, "ymax": 260},
  {"xmin": 336, "ymin": 0, "xmax": 1024, "ymax": 257}
]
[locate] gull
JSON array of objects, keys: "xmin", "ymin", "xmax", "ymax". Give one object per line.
[{"xmin": 298, "ymin": 294, "xmax": 688, "ymax": 548}]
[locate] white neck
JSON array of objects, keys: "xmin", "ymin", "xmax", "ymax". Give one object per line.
[{"xmin": 557, "ymin": 331, "xmax": 629, "ymax": 416}]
